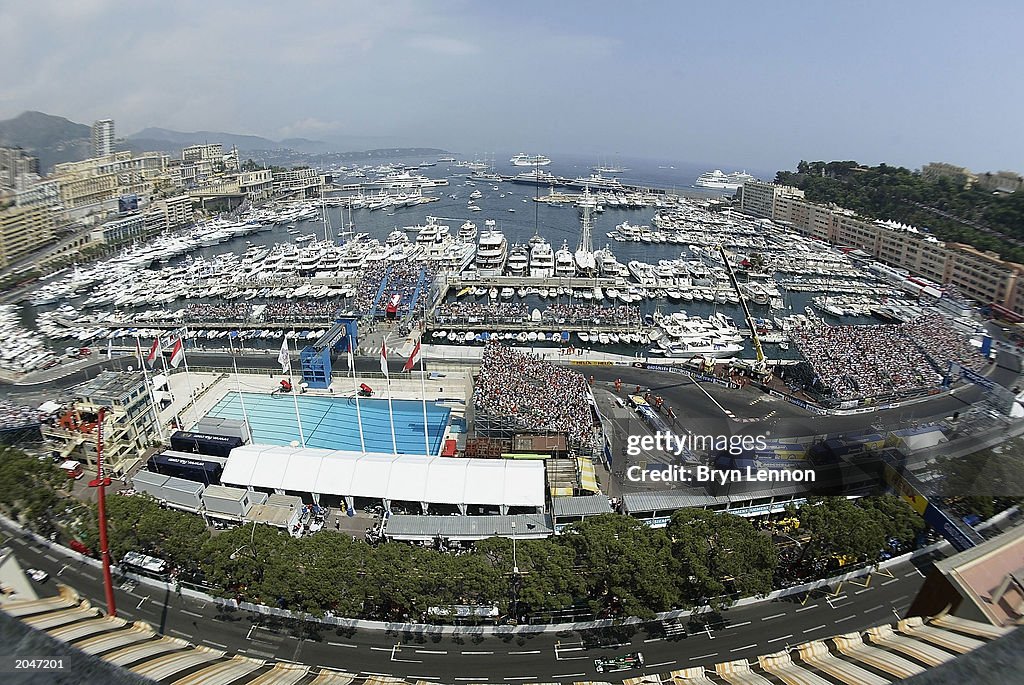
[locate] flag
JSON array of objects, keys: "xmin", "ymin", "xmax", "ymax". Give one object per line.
[
  {"xmin": 146, "ymin": 338, "xmax": 162, "ymax": 366},
  {"xmin": 379, "ymin": 339, "xmax": 389, "ymax": 378},
  {"xmin": 403, "ymin": 339, "xmax": 421, "ymax": 373},
  {"xmin": 169, "ymin": 338, "xmax": 184, "ymax": 369},
  {"xmin": 278, "ymin": 337, "xmax": 290, "ymax": 374}
]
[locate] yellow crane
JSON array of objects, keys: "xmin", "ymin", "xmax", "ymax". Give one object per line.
[{"xmin": 718, "ymin": 244, "xmax": 772, "ymax": 379}]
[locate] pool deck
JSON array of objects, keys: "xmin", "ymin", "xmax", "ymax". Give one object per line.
[{"xmin": 160, "ymin": 369, "xmax": 470, "ymax": 435}]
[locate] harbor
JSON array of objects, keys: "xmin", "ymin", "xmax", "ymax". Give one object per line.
[{"xmin": 2, "ymin": 154, "xmax": 982, "ymax": 376}]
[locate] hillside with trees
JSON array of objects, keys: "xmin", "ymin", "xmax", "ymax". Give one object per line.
[{"xmin": 775, "ymin": 161, "xmax": 1024, "ymax": 263}]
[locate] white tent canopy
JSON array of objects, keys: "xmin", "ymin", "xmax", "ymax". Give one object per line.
[{"xmin": 221, "ymin": 444, "xmax": 545, "ymax": 509}]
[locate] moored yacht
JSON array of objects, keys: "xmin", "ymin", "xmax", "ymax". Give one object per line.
[
  {"xmin": 506, "ymin": 244, "xmax": 529, "ymax": 277},
  {"xmin": 529, "ymin": 238, "xmax": 555, "ymax": 278},
  {"xmin": 475, "ymin": 228, "xmax": 508, "ymax": 276},
  {"xmin": 554, "ymin": 242, "xmax": 576, "ymax": 277}
]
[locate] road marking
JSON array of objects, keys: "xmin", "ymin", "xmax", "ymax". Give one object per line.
[
  {"xmin": 408, "ymin": 677, "xmax": 439, "ymax": 681},
  {"xmin": 890, "ymin": 595, "xmax": 910, "ymax": 604},
  {"xmin": 119, "ymin": 609, "xmax": 135, "ymax": 619},
  {"xmin": 795, "ymin": 604, "xmax": 818, "ymax": 612},
  {"xmin": 11, "ymin": 538, "xmax": 26, "ymax": 546},
  {"xmin": 647, "ymin": 660, "xmax": 676, "ymax": 668},
  {"xmin": 863, "ymin": 605, "xmax": 885, "ymax": 614},
  {"xmin": 730, "ymin": 644, "xmax": 758, "ymax": 653},
  {"xmin": 136, "ymin": 596, "xmax": 148, "ymax": 609},
  {"xmin": 835, "ymin": 615, "xmax": 857, "ymax": 624},
  {"xmin": 169, "ymin": 629, "xmax": 191, "ymax": 639},
  {"xmin": 57, "ymin": 564, "xmax": 68, "ymax": 576},
  {"xmin": 508, "ymin": 650, "xmax": 540, "ymax": 655},
  {"xmin": 644, "ymin": 637, "xmax": 665, "ymax": 643},
  {"xmin": 247, "ymin": 649, "xmax": 276, "ymax": 659},
  {"xmin": 415, "ymin": 649, "xmax": 447, "ymax": 655},
  {"xmin": 370, "ymin": 646, "xmax": 392, "ymax": 652},
  {"xmin": 767, "ymin": 634, "xmax": 793, "ymax": 644},
  {"xmin": 551, "ymin": 674, "xmax": 585, "ymax": 679},
  {"xmin": 503, "ymin": 678, "xmax": 536, "ymax": 681},
  {"xmin": 802, "ymin": 625, "xmax": 827, "ymax": 634},
  {"xmin": 328, "ymin": 642, "xmax": 357, "ymax": 648},
  {"xmin": 881, "ymin": 578, "xmax": 900, "ymax": 586},
  {"xmin": 43, "ymin": 553, "xmax": 58, "ymax": 562},
  {"xmin": 182, "ymin": 610, "xmax": 202, "ymax": 618},
  {"xmin": 854, "ymin": 588, "xmax": 872, "ymax": 595},
  {"xmin": 453, "ymin": 678, "xmax": 488, "ymax": 682},
  {"xmin": 689, "ymin": 652, "xmax": 718, "ymax": 661},
  {"xmin": 204, "ymin": 640, "xmax": 227, "ymax": 649},
  {"xmin": 761, "ymin": 613, "xmax": 786, "ymax": 621},
  {"xmin": 727, "ymin": 621, "xmax": 751, "ymax": 628},
  {"xmin": 908, "ymin": 567, "xmax": 924, "ymax": 577},
  {"xmin": 461, "ymin": 651, "xmax": 494, "ymax": 655}
]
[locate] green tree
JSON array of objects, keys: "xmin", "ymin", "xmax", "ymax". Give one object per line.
[
  {"xmin": 475, "ymin": 537, "xmax": 584, "ymax": 614},
  {"xmin": 794, "ymin": 497, "xmax": 886, "ymax": 572},
  {"xmin": 0, "ymin": 448, "xmax": 68, "ymax": 532},
  {"xmin": 560, "ymin": 514, "xmax": 680, "ymax": 618},
  {"xmin": 857, "ymin": 496, "xmax": 924, "ymax": 547},
  {"xmin": 666, "ymin": 509, "xmax": 777, "ymax": 608}
]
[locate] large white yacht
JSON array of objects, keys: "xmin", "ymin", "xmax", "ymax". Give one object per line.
[
  {"xmin": 475, "ymin": 228, "xmax": 508, "ymax": 276},
  {"xmin": 509, "ymin": 153, "xmax": 552, "ymax": 167},
  {"xmin": 457, "ymin": 220, "xmax": 478, "ymax": 243},
  {"xmin": 529, "ymin": 238, "xmax": 555, "ymax": 278},
  {"xmin": 506, "ymin": 244, "xmax": 529, "ymax": 277},
  {"xmin": 554, "ymin": 241, "xmax": 576, "ymax": 278},
  {"xmin": 694, "ymin": 169, "xmax": 757, "ymax": 190}
]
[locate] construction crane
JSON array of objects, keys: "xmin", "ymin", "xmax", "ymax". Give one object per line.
[{"xmin": 718, "ymin": 245, "xmax": 772, "ymax": 380}]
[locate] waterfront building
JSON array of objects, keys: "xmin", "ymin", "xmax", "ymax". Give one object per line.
[
  {"xmin": 238, "ymin": 169, "xmax": 274, "ymax": 202},
  {"xmin": 737, "ymin": 179, "xmax": 804, "ymax": 218},
  {"xmin": 52, "ymin": 151, "xmax": 169, "ymax": 212},
  {"xmin": 40, "ymin": 371, "xmax": 160, "ymax": 477},
  {"xmin": 0, "ymin": 204, "xmax": 56, "ymax": 267},
  {"xmin": 0, "ymin": 147, "xmax": 40, "ymax": 190},
  {"xmin": 272, "ymin": 167, "xmax": 323, "ymax": 198},
  {"xmin": 752, "ymin": 182, "xmax": 1024, "ymax": 313},
  {"xmin": 91, "ymin": 119, "xmax": 115, "ymax": 158},
  {"xmin": 922, "ymin": 162, "xmax": 977, "ymax": 189},
  {"xmin": 975, "ymin": 170, "xmax": 1023, "ymax": 194}
]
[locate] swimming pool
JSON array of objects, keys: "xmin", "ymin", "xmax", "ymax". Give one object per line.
[{"xmin": 205, "ymin": 391, "xmax": 451, "ymax": 455}]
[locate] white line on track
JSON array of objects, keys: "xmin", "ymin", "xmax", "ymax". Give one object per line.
[
  {"xmin": 730, "ymin": 644, "xmax": 758, "ymax": 653},
  {"xmin": 863, "ymin": 605, "xmax": 885, "ymax": 614},
  {"xmin": 802, "ymin": 625, "xmax": 827, "ymax": 633},
  {"xmin": 761, "ymin": 613, "xmax": 786, "ymax": 621},
  {"xmin": 727, "ymin": 621, "xmax": 751, "ymax": 628},
  {"xmin": 767, "ymin": 634, "xmax": 793, "ymax": 644},
  {"xmin": 508, "ymin": 650, "xmax": 540, "ymax": 655},
  {"xmin": 689, "ymin": 653, "xmax": 718, "ymax": 661},
  {"xmin": 328, "ymin": 642, "xmax": 357, "ymax": 648},
  {"xmin": 204, "ymin": 640, "xmax": 227, "ymax": 649},
  {"xmin": 795, "ymin": 604, "xmax": 818, "ymax": 612},
  {"xmin": 181, "ymin": 610, "xmax": 202, "ymax": 618},
  {"xmin": 415, "ymin": 649, "xmax": 447, "ymax": 654},
  {"xmin": 835, "ymin": 615, "xmax": 857, "ymax": 623}
]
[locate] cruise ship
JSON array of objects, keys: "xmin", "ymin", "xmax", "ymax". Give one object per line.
[
  {"xmin": 475, "ymin": 228, "xmax": 508, "ymax": 276},
  {"xmin": 509, "ymin": 153, "xmax": 552, "ymax": 167},
  {"xmin": 694, "ymin": 169, "xmax": 757, "ymax": 190}
]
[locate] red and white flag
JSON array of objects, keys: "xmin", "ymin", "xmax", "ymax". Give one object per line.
[
  {"xmin": 379, "ymin": 339, "xmax": 389, "ymax": 378},
  {"xmin": 169, "ymin": 338, "xmax": 185, "ymax": 369},
  {"xmin": 403, "ymin": 339, "xmax": 421, "ymax": 373},
  {"xmin": 146, "ymin": 337, "xmax": 162, "ymax": 366}
]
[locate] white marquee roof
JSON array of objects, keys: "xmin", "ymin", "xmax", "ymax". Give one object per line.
[{"xmin": 221, "ymin": 444, "xmax": 545, "ymax": 508}]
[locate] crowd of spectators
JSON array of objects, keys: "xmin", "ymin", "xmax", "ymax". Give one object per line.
[
  {"xmin": 262, "ymin": 300, "xmax": 343, "ymax": 322},
  {"xmin": 351, "ymin": 263, "xmax": 434, "ymax": 317},
  {"xmin": 182, "ymin": 303, "xmax": 249, "ymax": 322},
  {"xmin": 434, "ymin": 302, "xmax": 641, "ymax": 327},
  {"xmin": 792, "ymin": 324, "xmax": 942, "ymax": 402},
  {"xmin": 472, "ymin": 343, "xmax": 597, "ymax": 451},
  {"xmin": 0, "ymin": 400, "xmax": 40, "ymax": 429},
  {"xmin": 902, "ymin": 313, "xmax": 984, "ymax": 373}
]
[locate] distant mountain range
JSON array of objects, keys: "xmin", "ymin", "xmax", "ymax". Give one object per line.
[
  {"xmin": 0, "ymin": 111, "xmax": 449, "ymax": 171},
  {"xmin": 0, "ymin": 111, "xmax": 92, "ymax": 170}
]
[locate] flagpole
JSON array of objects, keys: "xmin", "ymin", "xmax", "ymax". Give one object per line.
[
  {"xmin": 288, "ymin": 329, "xmax": 306, "ymax": 448},
  {"xmin": 383, "ymin": 335, "xmax": 398, "ymax": 454},
  {"xmin": 349, "ymin": 334, "xmax": 366, "ymax": 453},
  {"xmin": 418, "ymin": 339, "xmax": 430, "ymax": 456},
  {"xmin": 179, "ymin": 327, "xmax": 201, "ymax": 428},
  {"xmin": 135, "ymin": 335, "xmax": 165, "ymax": 443},
  {"xmin": 228, "ymin": 333, "xmax": 252, "ymax": 435}
]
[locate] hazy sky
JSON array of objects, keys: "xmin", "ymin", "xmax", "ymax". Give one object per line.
[{"xmin": 1, "ymin": 0, "xmax": 1020, "ymax": 172}]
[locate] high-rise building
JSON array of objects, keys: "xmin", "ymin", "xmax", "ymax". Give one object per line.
[{"xmin": 91, "ymin": 119, "xmax": 115, "ymax": 157}]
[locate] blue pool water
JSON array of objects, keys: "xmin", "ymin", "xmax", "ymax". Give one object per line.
[{"xmin": 206, "ymin": 391, "xmax": 451, "ymax": 455}]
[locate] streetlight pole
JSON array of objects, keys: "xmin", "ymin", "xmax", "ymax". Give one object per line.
[
  {"xmin": 510, "ymin": 520, "xmax": 519, "ymax": 624},
  {"xmin": 88, "ymin": 407, "xmax": 117, "ymax": 618},
  {"xmin": 511, "ymin": 521, "xmax": 518, "ymax": 574}
]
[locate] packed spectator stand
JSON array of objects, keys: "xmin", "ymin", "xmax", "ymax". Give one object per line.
[
  {"xmin": 472, "ymin": 343, "xmax": 599, "ymax": 452},
  {"xmin": 792, "ymin": 313, "xmax": 986, "ymax": 403}
]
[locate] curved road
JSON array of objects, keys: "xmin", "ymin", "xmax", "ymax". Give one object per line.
[{"xmin": 3, "ymin": 518, "xmax": 943, "ymax": 682}]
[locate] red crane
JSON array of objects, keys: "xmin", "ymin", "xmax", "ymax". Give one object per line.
[{"xmin": 88, "ymin": 406, "xmax": 117, "ymax": 617}]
